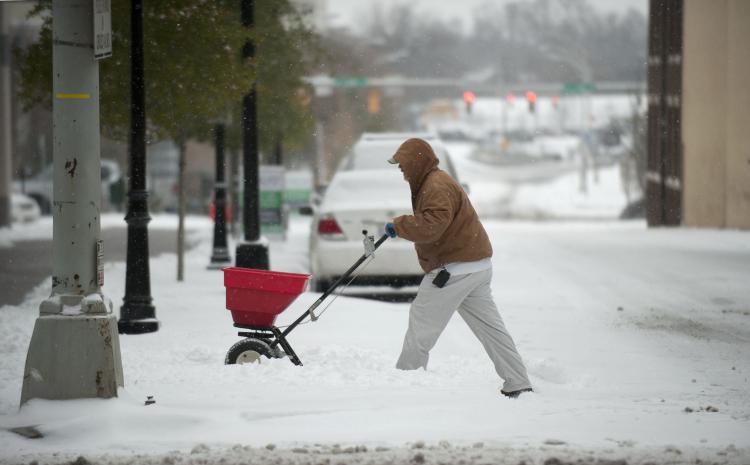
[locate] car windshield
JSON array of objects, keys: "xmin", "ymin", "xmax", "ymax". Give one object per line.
[{"xmin": 322, "ymin": 170, "xmax": 411, "ymax": 211}]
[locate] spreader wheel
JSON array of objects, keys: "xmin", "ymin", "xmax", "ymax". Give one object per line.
[{"xmin": 225, "ymin": 338, "xmax": 273, "ymax": 365}]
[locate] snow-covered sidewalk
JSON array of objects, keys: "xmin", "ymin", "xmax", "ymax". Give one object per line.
[{"xmin": 1, "ymin": 216, "xmax": 749, "ymax": 464}]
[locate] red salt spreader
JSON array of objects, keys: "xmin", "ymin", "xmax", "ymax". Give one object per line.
[{"xmin": 223, "ymin": 231, "xmax": 389, "ymax": 365}]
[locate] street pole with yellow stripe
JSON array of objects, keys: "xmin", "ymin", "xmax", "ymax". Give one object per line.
[{"xmin": 21, "ymin": 0, "xmax": 123, "ymax": 405}]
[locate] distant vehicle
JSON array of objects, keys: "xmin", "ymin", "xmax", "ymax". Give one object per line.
[
  {"xmin": 14, "ymin": 159, "xmax": 121, "ymax": 214},
  {"xmin": 339, "ymin": 132, "xmax": 463, "ymax": 185},
  {"xmin": 308, "ymin": 169, "xmax": 423, "ymax": 292},
  {"xmin": 146, "ymin": 140, "xmax": 179, "ymax": 213},
  {"xmin": 435, "ymin": 128, "xmax": 473, "ymax": 142},
  {"xmin": 11, "ymin": 193, "xmax": 41, "ymax": 223},
  {"xmin": 284, "ymin": 169, "xmax": 313, "ymax": 213}
]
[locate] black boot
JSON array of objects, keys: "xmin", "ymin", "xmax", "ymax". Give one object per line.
[{"xmin": 501, "ymin": 388, "xmax": 533, "ymax": 399}]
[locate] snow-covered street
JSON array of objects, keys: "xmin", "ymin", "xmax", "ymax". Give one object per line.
[
  {"xmin": 3, "ymin": 0, "xmax": 748, "ymax": 462},
  {"xmin": 1, "ymin": 214, "xmax": 749, "ymax": 464}
]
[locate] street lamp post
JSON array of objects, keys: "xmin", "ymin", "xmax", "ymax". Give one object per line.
[
  {"xmin": 235, "ymin": 0, "xmax": 269, "ymax": 270},
  {"xmin": 0, "ymin": 4, "xmax": 12, "ymax": 228},
  {"xmin": 119, "ymin": 0, "xmax": 158, "ymax": 334},
  {"xmin": 209, "ymin": 123, "xmax": 231, "ymax": 268},
  {"xmin": 229, "ymin": 147, "xmax": 239, "ymax": 237}
]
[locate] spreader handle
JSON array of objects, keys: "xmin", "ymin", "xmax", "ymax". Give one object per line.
[{"xmin": 281, "ymin": 234, "xmax": 389, "ymax": 336}]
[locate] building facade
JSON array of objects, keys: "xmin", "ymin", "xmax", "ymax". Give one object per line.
[
  {"xmin": 682, "ymin": 0, "xmax": 750, "ymax": 229},
  {"xmin": 648, "ymin": 0, "xmax": 750, "ymax": 229}
]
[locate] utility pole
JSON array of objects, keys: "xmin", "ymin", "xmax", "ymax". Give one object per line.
[
  {"xmin": 21, "ymin": 0, "xmax": 123, "ymax": 405},
  {"xmin": 118, "ymin": 0, "xmax": 158, "ymax": 333},
  {"xmin": 235, "ymin": 0, "xmax": 269, "ymax": 269},
  {"xmin": 209, "ymin": 123, "xmax": 231, "ymax": 268},
  {"xmin": 0, "ymin": 4, "xmax": 12, "ymax": 228}
]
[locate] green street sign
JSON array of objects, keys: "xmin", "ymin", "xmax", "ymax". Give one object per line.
[
  {"xmin": 333, "ymin": 77, "xmax": 368, "ymax": 88},
  {"xmin": 562, "ymin": 82, "xmax": 596, "ymax": 94}
]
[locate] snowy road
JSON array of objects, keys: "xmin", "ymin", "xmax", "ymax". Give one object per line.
[{"xmin": 1, "ymin": 216, "xmax": 749, "ymax": 464}]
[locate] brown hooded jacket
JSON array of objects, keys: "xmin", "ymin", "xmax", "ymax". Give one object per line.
[{"xmin": 391, "ymin": 138, "xmax": 493, "ymax": 273}]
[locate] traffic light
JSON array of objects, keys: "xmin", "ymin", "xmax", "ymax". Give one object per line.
[
  {"xmin": 367, "ymin": 89, "xmax": 381, "ymax": 114},
  {"xmin": 526, "ymin": 91, "xmax": 537, "ymax": 113},
  {"xmin": 463, "ymin": 91, "xmax": 476, "ymax": 114},
  {"xmin": 551, "ymin": 94, "xmax": 560, "ymax": 109},
  {"xmin": 506, "ymin": 92, "xmax": 516, "ymax": 106}
]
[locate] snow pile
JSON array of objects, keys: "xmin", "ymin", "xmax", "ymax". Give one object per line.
[
  {"xmin": 1, "ymin": 216, "xmax": 749, "ymax": 464},
  {"xmin": 3, "ymin": 442, "xmax": 748, "ymax": 465}
]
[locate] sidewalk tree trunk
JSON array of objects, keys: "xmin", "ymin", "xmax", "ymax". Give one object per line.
[{"xmin": 176, "ymin": 137, "xmax": 186, "ymax": 282}]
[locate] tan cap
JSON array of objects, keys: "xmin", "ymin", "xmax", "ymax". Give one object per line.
[{"xmin": 387, "ymin": 156, "xmax": 398, "ymax": 164}]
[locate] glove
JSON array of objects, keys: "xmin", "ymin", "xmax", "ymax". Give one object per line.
[{"xmin": 385, "ymin": 222, "xmax": 397, "ymax": 238}]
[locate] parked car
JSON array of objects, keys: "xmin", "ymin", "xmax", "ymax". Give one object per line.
[
  {"xmin": 14, "ymin": 159, "xmax": 121, "ymax": 214},
  {"xmin": 308, "ymin": 169, "xmax": 424, "ymax": 292},
  {"xmin": 339, "ymin": 132, "xmax": 463, "ymax": 186},
  {"xmin": 10, "ymin": 193, "xmax": 41, "ymax": 223}
]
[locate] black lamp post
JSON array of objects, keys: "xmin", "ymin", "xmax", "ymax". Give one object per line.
[
  {"xmin": 119, "ymin": 0, "xmax": 158, "ymax": 334},
  {"xmin": 235, "ymin": 0, "xmax": 269, "ymax": 269},
  {"xmin": 209, "ymin": 124, "xmax": 231, "ymax": 268}
]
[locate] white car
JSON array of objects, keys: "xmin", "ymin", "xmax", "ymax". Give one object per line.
[
  {"xmin": 11, "ymin": 193, "xmax": 41, "ymax": 223},
  {"xmin": 339, "ymin": 132, "xmax": 462, "ymax": 184},
  {"xmin": 14, "ymin": 159, "xmax": 122, "ymax": 214},
  {"xmin": 308, "ymin": 169, "xmax": 423, "ymax": 292}
]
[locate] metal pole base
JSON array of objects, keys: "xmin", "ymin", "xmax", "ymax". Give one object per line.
[
  {"xmin": 118, "ymin": 316, "xmax": 159, "ymax": 334},
  {"xmin": 235, "ymin": 242, "xmax": 269, "ymax": 269},
  {"xmin": 208, "ymin": 247, "xmax": 232, "ymax": 270},
  {"xmin": 21, "ymin": 313, "xmax": 124, "ymax": 406},
  {"xmin": 119, "ymin": 296, "xmax": 159, "ymax": 334}
]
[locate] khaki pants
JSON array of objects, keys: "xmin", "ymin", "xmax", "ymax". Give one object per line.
[{"xmin": 396, "ymin": 268, "xmax": 532, "ymax": 392}]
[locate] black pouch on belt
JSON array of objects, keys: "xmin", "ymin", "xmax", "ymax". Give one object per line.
[{"xmin": 432, "ymin": 268, "xmax": 450, "ymax": 288}]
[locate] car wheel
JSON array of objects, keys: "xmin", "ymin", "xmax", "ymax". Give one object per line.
[
  {"xmin": 30, "ymin": 195, "xmax": 51, "ymax": 215},
  {"xmin": 225, "ymin": 338, "xmax": 274, "ymax": 365}
]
